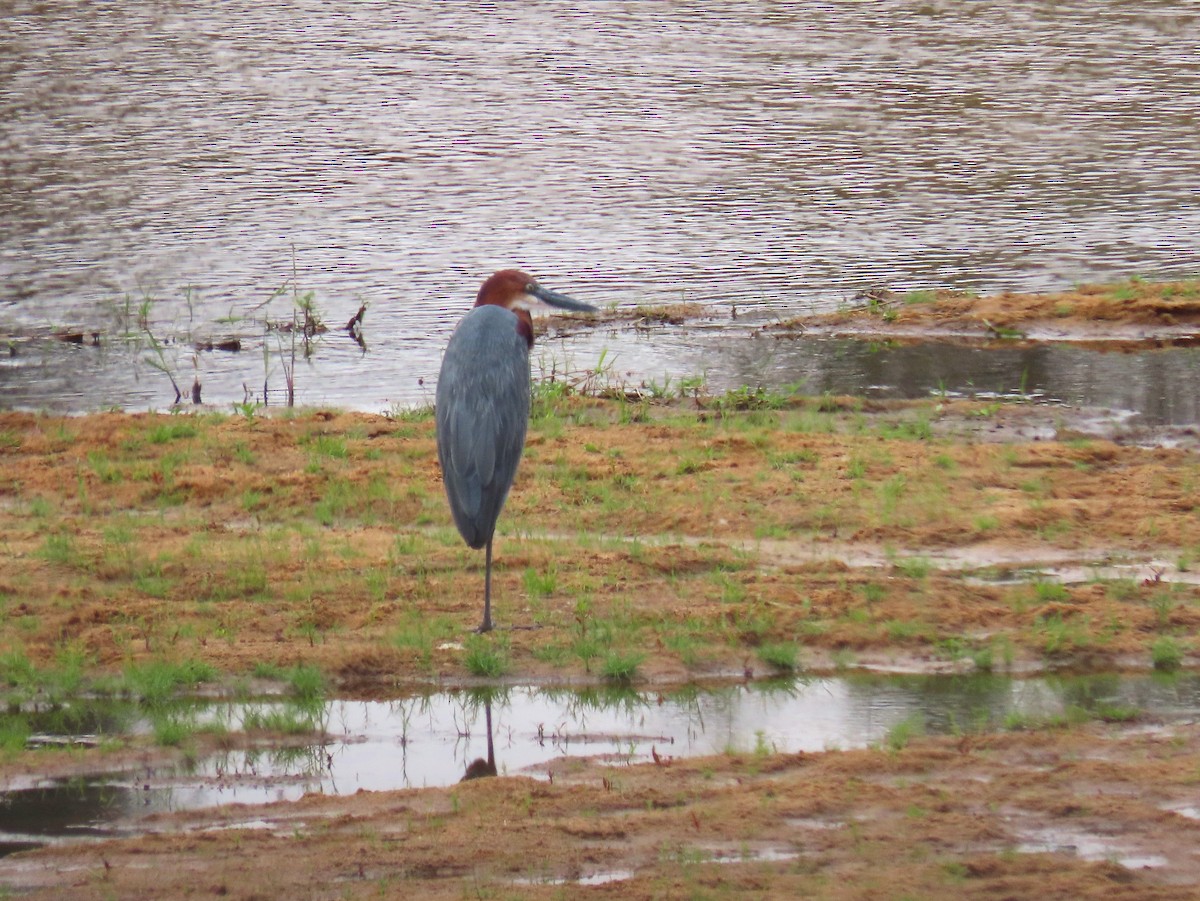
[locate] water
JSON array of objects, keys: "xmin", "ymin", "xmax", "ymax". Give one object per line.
[
  {"xmin": 568, "ymin": 330, "xmax": 1200, "ymax": 426},
  {"xmin": 2, "ymin": 672, "xmax": 1197, "ymax": 853},
  {"xmin": 2, "ymin": 1, "xmax": 1199, "ymax": 412},
  {"xmin": 3, "ymin": 316, "xmax": 1200, "ymax": 426}
]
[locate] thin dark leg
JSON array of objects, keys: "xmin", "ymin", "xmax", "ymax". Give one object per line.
[{"xmin": 477, "ymin": 536, "xmax": 494, "ymax": 633}]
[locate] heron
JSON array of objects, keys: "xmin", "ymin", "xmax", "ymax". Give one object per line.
[{"xmin": 436, "ymin": 269, "xmax": 598, "ymax": 632}]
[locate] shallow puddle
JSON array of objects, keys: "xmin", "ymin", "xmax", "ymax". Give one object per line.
[
  {"xmin": 738, "ymin": 538, "xmax": 1199, "ymax": 586},
  {"xmin": 513, "ymin": 868, "xmax": 636, "ymax": 888},
  {"xmin": 1014, "ymin": 824, "xmax": 1170, "ymax": 870},
  {"xmin": 643, "ymin": 332, "xmax": 1200, "ymax": 427},
  {"xmin": 2, "ymin": 672, "xmax": 1198, "ymax": 855},
  {"xmin": 1166, "ymin": 805, "xmax": 1200, "ymax": 821}
]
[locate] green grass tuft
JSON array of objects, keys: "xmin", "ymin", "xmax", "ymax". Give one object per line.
[
  {"xmin": 600, "ymin": 650, "xmax": 645, "ymax": 683},
  {"xmin": 286, "ymin": 664, "xmax": 326, "ymax": 702},
  {"xmin": 464, "ymin": 634, "xmax": 510, "ymax": 678},
  {"xmin": 756, "ymin": 642, "xmax": 800, "ymax": 671},
  {"xmin": 146, "ymin": 420, "xmax": 198, "ymax": 444},
  {"xmin": 124, "ymin": 659, "xmax": 218, "ymax": 707},
  {"xmin": 884, "ymin": 715, "xmax": 923, "ymax": 751},
  {"xmin": 1151, "ymin": 636, "xmax": 1183, "ymax": 671}
]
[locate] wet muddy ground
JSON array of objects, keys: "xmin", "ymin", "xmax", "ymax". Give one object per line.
[
  {"xmin": 5, "ymin": 720, "xmax": 1200, "ymax": 899},
  {"xmin": 1, "ymin": 284, "xmax": 1199, "ymax": 898},
  {"xmin": 775, "ymin": 277, "xmax": 1200, "ymax": 349}
]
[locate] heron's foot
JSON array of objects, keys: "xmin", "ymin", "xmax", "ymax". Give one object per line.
[{"xmin": 470, "ymin": 621, "xmax": 542, "ymax": 634}]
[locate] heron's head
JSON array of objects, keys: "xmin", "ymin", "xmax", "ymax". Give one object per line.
[{"xmin": 474, "ymin": 269, "xmax": 598, "ymax": 315}]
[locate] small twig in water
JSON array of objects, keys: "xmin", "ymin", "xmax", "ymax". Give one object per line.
[
  {"xmin": 346, "ymin": 302, "xmax": 367, "ymax": 349},
  {"xmin": 345, "ymin": 303, "xmax": 367, "ymax": 334}
]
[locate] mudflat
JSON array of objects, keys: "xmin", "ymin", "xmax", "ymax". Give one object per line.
[{"xmin": 1, "ymin": 281, "xmax": 1198, "ymax": 898}]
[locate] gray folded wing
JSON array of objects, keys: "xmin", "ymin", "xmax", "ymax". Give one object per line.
[{"xmin": 435, "ymin": 305, "xmax": 532, "ymax": 549}]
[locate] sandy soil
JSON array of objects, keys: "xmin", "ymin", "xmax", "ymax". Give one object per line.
[{"xmin": 2, "ymin": 283, "xmax": 1199, "ymax": 898}]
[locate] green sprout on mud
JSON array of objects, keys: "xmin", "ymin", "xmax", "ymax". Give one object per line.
[
  {"xmin": 1036, "ymin": 612, "xmax": 1089, "ymax": 658},
  {"xmin": 756, "ymin": 642, "xmax": 800, "ymax": 672},
  {"xmin": 0, "ymin": 716, "xmax": 32, "ymax": 755},
  {"xmin": 286, "ymin": 664, "xmax": 326, "ymax": 702},
  {"xmin": 600, "ymin": 650, "xmax": 645, "ymax": 683},
  {"xmin": 893, "ymin": 555, "xmax": 932, "ymax": 580},
  {"xmin": 126, "ymin": 660, "xmax": 217, "ymax": 705},
  {"xmin": 883, "ymin": 715, "xmax": 923, "ymax": 752},
  {"xmin": 151, "ymin": 710, "xmax": 208, "ymax": 747},
  {"xmin": 523, "ymin": 566, "xmax": 557, "ymax": 599},
  {"xmin": 1150, "ymin": 636, "xmax": 1183, "ymax": 672},
  {"xmin": 37, "ymin": 531, "xmax": 80, "ymax": 567},
  {"xmin": 464, "ymin": 634, "xmax": 510, "ymax": 678},
  {"xmin": 147, "ymin": 420, "xmax": 198, "ymax": 444}
]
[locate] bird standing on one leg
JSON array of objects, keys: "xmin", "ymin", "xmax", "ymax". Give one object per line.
[{"xmin": 436, "ymin": 269, "xmax": 597, "ymax": 632}]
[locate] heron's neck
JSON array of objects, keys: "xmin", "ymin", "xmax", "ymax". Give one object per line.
[{"xmin": 513, "ymin": 308, "xmax": 534, "ymax": 348}]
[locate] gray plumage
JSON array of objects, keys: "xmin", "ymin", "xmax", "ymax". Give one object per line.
[{"xmin": 436, "ymin": 304, "xmax": 531, "ymax": 551}]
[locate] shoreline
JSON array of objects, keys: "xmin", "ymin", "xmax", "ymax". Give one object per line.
[{"xmin": 767, "ymin": 277, "xmax": 1200, "ymax": 348}]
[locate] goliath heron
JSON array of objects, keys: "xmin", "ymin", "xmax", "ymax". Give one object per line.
[{"xmin": 436, "ymin": 269, "xmax": 597, "ymax": 632}]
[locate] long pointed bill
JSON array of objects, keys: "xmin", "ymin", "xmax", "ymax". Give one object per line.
[{"xmin": 527, "ymin": 282, "xmax": 599, "ymax": 313}]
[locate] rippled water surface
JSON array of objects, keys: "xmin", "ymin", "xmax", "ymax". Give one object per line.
[{"xmin": 2, "ymin": 1, "xmax": 1198, "ymax": 411}]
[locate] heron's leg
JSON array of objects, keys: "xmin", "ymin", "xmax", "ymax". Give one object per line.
[{"xmin": 477, "ymin": 536, "xmax": 494, "ymax": 633}]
